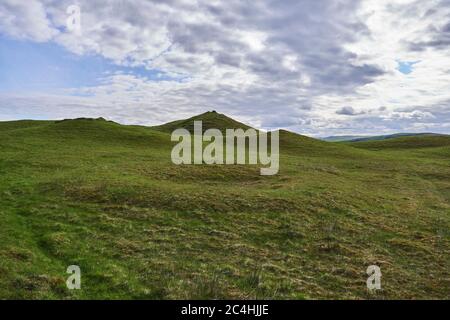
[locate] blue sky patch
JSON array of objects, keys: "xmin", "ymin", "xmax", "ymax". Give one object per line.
[
  {"xmin": 0, "ymin": 36, "xmax": 181, "ymax": 93},
  {"xmin": 396, "ymin": 60, "xmax": 420, "ymax": 75}
]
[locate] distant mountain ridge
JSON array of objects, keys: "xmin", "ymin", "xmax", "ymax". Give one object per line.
[{"xmin": 322, "ymin": 132, "xmax": 446, "ymax": 142}]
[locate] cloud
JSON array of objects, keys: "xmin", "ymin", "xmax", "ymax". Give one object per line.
[
  {"xmin": 0, "ymin": 0, "xmax": 449, "ymax": 135},
  {"xmin": 336, "ymin": 106, "xmax": 365, "ymax": 116},
  {"xmin": 0, "ymin": 0, "xmax": 58, "ymax": 42},
  {"xmin": 387, "ymin": 110, "xmax": 435, "ymax": 120}
]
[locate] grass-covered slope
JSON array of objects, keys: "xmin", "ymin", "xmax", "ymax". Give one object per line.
[
  {"xmin": 0, "ymin": 120, "xmax": 53, "ymax": 132},
  {"xmin": 0, "ymin": 117, "xmax": 449, "ymax": 299},
  {"xmin": 321, "ymin": 135, "xmax": 368, "ymax": 142}
]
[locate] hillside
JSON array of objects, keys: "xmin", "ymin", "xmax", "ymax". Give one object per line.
[
  {"xmin": 321, "ymin": 135, "xmax": 368, "ymax": 142},
  {"xmin": 0, "ymin": 115, "xmax": 449, "ymax": 299}
]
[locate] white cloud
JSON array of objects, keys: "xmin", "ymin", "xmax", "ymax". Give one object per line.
[{"xmin": 0, "ymin": 0, "xmax": 58, "ymax": 42}]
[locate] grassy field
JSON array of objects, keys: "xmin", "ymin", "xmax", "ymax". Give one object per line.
[{"xmin": 0, "ymin": 112, "xmax": 449, "ymax": 299}]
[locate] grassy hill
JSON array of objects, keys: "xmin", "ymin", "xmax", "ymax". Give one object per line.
[{"xmin": 0, "ymin": 114, "xmax": 449, "ymax": 299}]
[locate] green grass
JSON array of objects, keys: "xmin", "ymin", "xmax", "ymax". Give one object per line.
[{"xmin": 0, "ymin": 115, "xmax": 449, "ymax": 299}]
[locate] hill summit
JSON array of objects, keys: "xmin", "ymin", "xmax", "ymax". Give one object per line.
[{"xmin": 152, "ymin": 110, "xmax": 253, "ymax": 133}]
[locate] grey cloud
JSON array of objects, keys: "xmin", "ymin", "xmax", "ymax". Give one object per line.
[
  {"xmin": 400, "ymin": 0, "xmax": 450, "ymax": 51},
  {"xmin": 0, "ymin": 0, "xmax": 57, "ymax": 41},
  {"xmin": 336, "ymin": 106, "xmax": 365, "ymax": 116},
  {"xmin": 160, "ymin": 0, "xmax": 384, "ymax": 91},
  {"xmin": 215, "ymin": 52, "xmax": 242, "ymax": 68}
]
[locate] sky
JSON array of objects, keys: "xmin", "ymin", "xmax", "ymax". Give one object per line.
[{"xmin": 0, "ymin": 0, "xmax": 449, "ymax": 136}]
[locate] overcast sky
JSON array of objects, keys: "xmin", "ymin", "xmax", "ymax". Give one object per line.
[{"xmin": 0, "ymin": 0, "xmax": 449, "ymax": 136}]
